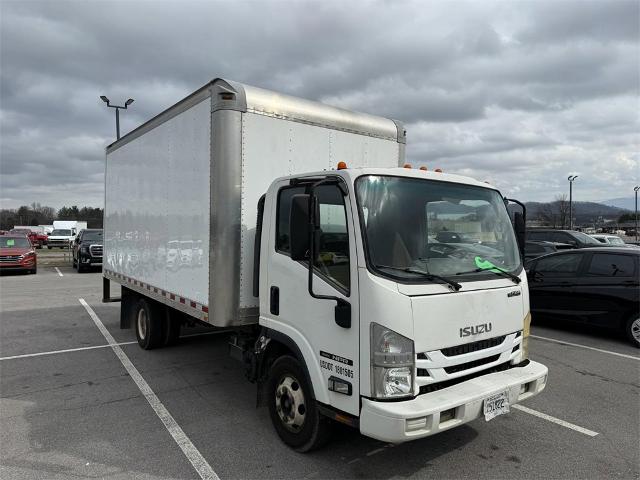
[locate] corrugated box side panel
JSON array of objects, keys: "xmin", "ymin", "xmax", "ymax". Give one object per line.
[
  {"xmin": 208, "ymin": 109, "xmax": 247, "ymax": 327},
  {"xmin": 238, "ymin": 111, "xmax": 401, "ymax": 309},
  {"xmin": 104, "ymin": 98, "xmax": 211, "ymax": 308}
]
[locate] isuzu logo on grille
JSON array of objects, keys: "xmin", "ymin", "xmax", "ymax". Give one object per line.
[{"xmin": 459, "ymin": 322, "xmax": 492, "ymax": 337}]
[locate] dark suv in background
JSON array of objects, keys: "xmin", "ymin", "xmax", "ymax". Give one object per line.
[
  {"xmin": 527, "ymin": 229, "xmax": 603, "ymax": 249},
  {"xmin": 72, "ymin": 229, "xmax": 103, "ymax": 272}
]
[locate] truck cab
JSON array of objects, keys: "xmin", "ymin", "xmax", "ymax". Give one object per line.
[
  {"xmin": 103, "ymin": 78, "xmax": 547, "ymax": 452},
  {"xmin": 255, "ymin": 166, "xmax": 547, "ymax": 448}
]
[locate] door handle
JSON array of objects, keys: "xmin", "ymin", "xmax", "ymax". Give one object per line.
[{"xmin": 270, "ymin": 286, "xmax": 279, "ymax": 316}]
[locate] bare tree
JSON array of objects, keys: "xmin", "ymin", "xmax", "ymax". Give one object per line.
[
  {"xmin": 538, "ymin": 203, "xmax": 557, "ymax": 227},
  {"xmin": 555, "ymin": 194, "xmax": 570, "ymax": 229}
]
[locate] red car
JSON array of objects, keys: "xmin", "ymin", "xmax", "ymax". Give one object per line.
[
  {"xmin": 9, "ymin": 228, "xmax": 43, "ymax": 249},
  {"xmin": 0, "ymin": 235, "xmax": 37, "ymax": 274}
]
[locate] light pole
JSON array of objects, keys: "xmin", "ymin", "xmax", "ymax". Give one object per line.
[
  {"xmin": 635, "ymin": 186, "xmax": 639, "ymax": 242},
  {"xmin": 568, "ymin": 175, "xmax": 578, "ymax": 230},
  {"xmin": 100, "ymin": 96, "xmax": 134, "ymax": 140}
]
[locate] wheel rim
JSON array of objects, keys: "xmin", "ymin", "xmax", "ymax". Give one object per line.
[
  {"xmin": 631, "ymin": 317, "xmax": 640, "ymax": 343},
  {"xmin": 137, "ymin": 308, "xmax": 147, "ymax": 340},
  {"xmin": 275, "ymin": 374, "xmax": 306, "ymax": 432}
]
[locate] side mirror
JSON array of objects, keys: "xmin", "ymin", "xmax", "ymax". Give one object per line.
[
  {"xmin": 290, "ymin": 194, "xmax": 311, "ymax": 261},
  {"xmin": 514, "ymin": 212, "xmax": 526, "ymax": 258}
]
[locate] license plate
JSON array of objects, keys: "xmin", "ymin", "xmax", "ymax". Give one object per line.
[{"xmin": 484, "ymin": 391, "xmax": 510, "ymax": 421}]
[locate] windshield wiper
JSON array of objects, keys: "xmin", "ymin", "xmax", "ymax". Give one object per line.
[
  {"xmin": 374, "ymin": 265, "xmax": 462, "ymax": 291},
  {"xmin": 455, "ymin": 268, "xmax": 521, "ymax": 284}
]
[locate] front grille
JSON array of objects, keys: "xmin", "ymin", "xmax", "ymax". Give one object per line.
[
  {"xmin": 419, "ymin": 361, "xmax": 512, "ymax": 395},
  {"xmin": 438, "ymin": 336, "xmax": 506, "ymax": 357},
  {"xmin": 444, "ymin": 354, "xmax": 501, "ymax": 374},
  {"xmin": 0, "ymin": 255, "xmax": 21, "ymax": 263},
  {"xmin": 90, "ymin": 245, "xmax": 103, "ymax": 257}
]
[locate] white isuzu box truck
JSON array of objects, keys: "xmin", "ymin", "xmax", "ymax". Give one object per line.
[{"xmin": 103, "ymin": 78, "xmax": 547, "ymax": 451}]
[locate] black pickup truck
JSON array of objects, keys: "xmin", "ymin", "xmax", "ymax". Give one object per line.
[{"xmin": 72, "ymin": 229, "xmax": 103, "ymax": 272}]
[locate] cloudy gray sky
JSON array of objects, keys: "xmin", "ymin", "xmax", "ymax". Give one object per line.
[{"xmin": 1, "ymin": 0, "xmax": 638, "ymax": 209}]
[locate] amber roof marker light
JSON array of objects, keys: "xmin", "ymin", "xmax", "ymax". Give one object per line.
[{"xmin": 337, "ymin": 161, "xmax": 348, "ymax": 170}]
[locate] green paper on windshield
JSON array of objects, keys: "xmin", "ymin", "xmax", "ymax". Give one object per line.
[
  {"xmin": 474, "ymin": 256, "xmax": 507, "ymax": 272},
  {"xmin": 7, "ymin": 239, "xmax": 14, "ymax": 246}
]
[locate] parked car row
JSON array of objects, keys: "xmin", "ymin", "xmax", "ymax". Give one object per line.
[{"xmin": 0, "ymin": 228, "xmax": 103, "ymax": 275}]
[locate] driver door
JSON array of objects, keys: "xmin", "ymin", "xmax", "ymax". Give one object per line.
[{"xmin": 262, "ymin": 179, "xmax": 360, "ymax": 416}]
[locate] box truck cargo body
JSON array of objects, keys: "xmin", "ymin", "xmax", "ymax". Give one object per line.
[
  {"xmin": 104, "ymin": 78, "xmax": 547, "ymax": 451},
  {"xmin": 105, "ymin": 79, "xmax": 403, "ymax": 326}
]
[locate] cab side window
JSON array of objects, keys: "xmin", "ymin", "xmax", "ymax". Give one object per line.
[
  {"xmin": 276, "ymin": 186, "xmax": 305, "ymax": 254},
  {"xmin": 314, "ymin": 184, "xmax": 350, "ymax": 293},
  {"xmin": 275, "ymin": 183, "xmax": 350, "ymax": 294}
]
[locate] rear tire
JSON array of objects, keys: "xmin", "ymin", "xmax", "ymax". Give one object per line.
[
  {"xmin": 625, "ymin": 314, "xmax": 640, "ymax": 348},
  {"xmin": 267, "ymin": 355, "xmax": 332, "ymax": 452},
  {"xmin": 47, "ymin": 246, "xmax": 52, "ymax": 250},
  {"xmin": 134, "ymin": 298, "xmax": 163, "ymax": 349}
]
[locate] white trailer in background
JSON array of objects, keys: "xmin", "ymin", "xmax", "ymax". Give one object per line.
[{"xmin": 103, "ymin": 78, "xmax": 547, "ymax": 451}]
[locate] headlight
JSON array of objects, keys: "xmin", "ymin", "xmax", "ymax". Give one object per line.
[
  {"xmin": 370, "ymin": 323, "xmax": 415, "ymax": 399},
  {"xmin": 81, "ymin": 245, "xmax": 89, "ymax": 253},
  {"xmin": 521, "ymin": 312, "xmax": 531, "ymax": 360}
]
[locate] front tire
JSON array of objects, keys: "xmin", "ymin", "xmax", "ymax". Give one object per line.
[
  {"xmin": 267, "ymin": 355, "xmax": 331, "ymax": 452},
  {"xmin": 625, "ymin": 314, "xmax": 640, "ymax": 348},
  {"xmin": 134, "ymin": 298, "xmax": 163, "ymax": 349}
]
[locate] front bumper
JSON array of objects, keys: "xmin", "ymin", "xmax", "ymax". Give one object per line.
[
  {"xmin": 0, "ymin": 260, "xmax": 36, "ymax": 271},
  {"xmin": 48, "ymin": 240, "xmax": 69, "ymax": 247},
  {"xmin": 80, "ymin": 255, "xmax": 102, "ymax": 266},
  {"xmin": 360, "ymin": 360, "xmax": 548, "ymax": 443}
]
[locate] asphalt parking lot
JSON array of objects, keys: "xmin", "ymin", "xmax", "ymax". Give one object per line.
[{"xmin": 1, "ymin": 266, "xmax": 638, "ymax": 479}]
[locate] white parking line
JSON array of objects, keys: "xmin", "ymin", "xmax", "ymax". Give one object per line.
[
  {"xmin": 531, "ymin": 335, "xmax": 640, "ymax": 361},
  {"xmin": 79, "ymin": 298, "xmax": 219, "ymax": 480},
  {"xmin": 0, "ymin": 331, "xmax": 226, "ymax": 362},
  {"xmin": 54, "ymin": 267, "xmax": 63, "ymax": 277},
  {"xmin": 0, "ymin": 341, "xmax": 137, "ymax": 361},
  {"xmin": 512, "ymin": 404, "xmax": 599, "ymax": 437}
]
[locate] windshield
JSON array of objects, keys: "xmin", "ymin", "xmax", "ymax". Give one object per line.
[
  {"xmin": 355, "ymin": 175, "xmax": 521, "ymax": 281},
  {"xmin": 51, "ymin": 229, "xmax": 72, "ymax": 236},
  {"xmin": 573, "ymin": 231, "xmax": 600, "ymax": 245},
  {"xmin": 83, "ymin": 231, "xmax": 103, "ymax": 241},
  {"xmin": 1, "ymin": 237, "xmax": 31, "ymax": 248}
]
